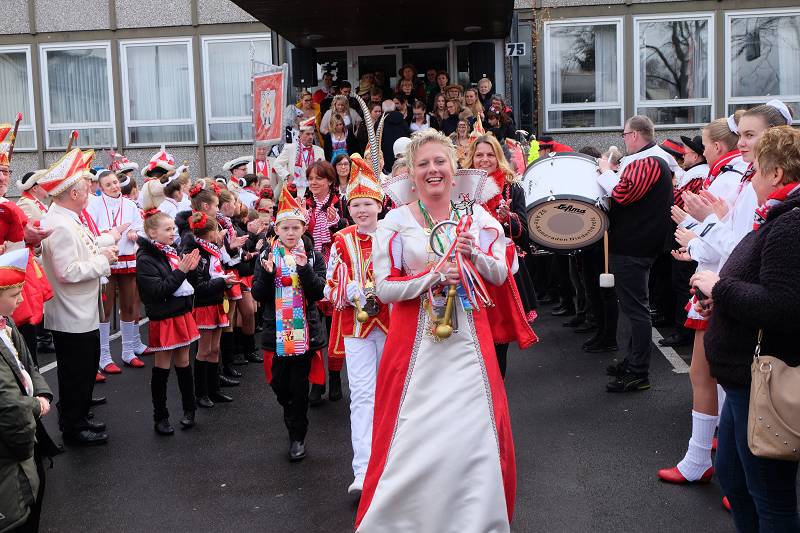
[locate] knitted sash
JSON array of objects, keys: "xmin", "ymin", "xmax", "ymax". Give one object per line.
[{"xmin": 273, "ymin": 242, "xmax": 308, "ymax": 356}]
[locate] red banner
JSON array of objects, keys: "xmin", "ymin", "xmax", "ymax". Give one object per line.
[{"xmin": 253, "ymin": 69, "xmax": 284, "ymax": 145}]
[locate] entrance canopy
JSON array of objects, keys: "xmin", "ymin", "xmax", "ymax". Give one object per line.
[{"xmin": 230, "ymin": 0, "xmax": 514, "ymax": 47}]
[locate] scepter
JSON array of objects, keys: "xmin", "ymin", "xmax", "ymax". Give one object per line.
[
  {"xmin": 66, "ymin": 130, "xmax": 78, "ymax": 152},
  {"xmin": 7, "ymin": 112, "xmax": 22, "ymax": 162}
]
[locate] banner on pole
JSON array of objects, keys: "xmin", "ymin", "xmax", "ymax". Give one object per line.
[{"xmin": 253, "ymin": 65, "xmax": 287, "ymax": 146}]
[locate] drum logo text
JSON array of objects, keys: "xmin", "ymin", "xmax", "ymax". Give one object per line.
[{"xmin": 555, "ymin": 203, "xmax": 586, "ymax": 214}]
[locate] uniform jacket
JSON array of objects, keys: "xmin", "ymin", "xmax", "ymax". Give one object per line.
[
  {"xmin": 181, "ymin": 233, "xmax": 227, "ymax": 308},
  {"xmin": 135, "ymin": 237, "xmax": 194, "ymax": 321},
  {"xmin": 271, "ymin": 142, "xmax": 325, "ymax": 199}
]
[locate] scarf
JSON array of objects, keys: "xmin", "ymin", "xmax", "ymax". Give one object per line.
[
  {"xmin": 703, "ymin": 150, "xmax": 740, "ymax": 189},
  {"xmin": 153, "ymin": 241, "xmax": 180, "ymax": 270},
  {"xmin": 80, "ymin": 209, "xmax": 101, "ymax": 237},
  {"xmin": 215, "ymin": 212, "xmax": 237, "ymax": 243},
  {"xmin": 484, "ymin": 169, "xmax": 510, "ymax": 218},
  {"xmin": 294, "ymin": 144, "xmax": 314, "ymax": 182},
  {"xmin": 753, "ymin": 182, "xmax": 800, "ymax": 230},
  {"xmin": 309, "ymin": 193, "xmax": 336, "ymax": 252},
  {"xmin": 273, "ymin": 241, "xmax": 308, "ymax": 356},
  {"xmin": 195, "ymin": 237, "xmax": 225, "ymax": 278}
]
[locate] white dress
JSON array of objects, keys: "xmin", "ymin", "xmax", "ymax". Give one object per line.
[{"xmin": 86, "ymin": 193, "xmax": 143, "ymax": 273}]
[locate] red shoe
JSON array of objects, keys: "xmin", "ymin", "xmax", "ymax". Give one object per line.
[
  {"xmin": 722, "ymin": 496, "xmax": 731, "ymax": 512},
  {"xmin": 103, "ymin": 363, "xmax": 122, "ymax": 374},
  {"xmin": 124, "ymin": 357, "xmax": 145, "ymax": 368},
  {"xmin": 95, "ymin": 371, "xmax": 106, "ymax": 383},
  {"xmin": 657, "ymin": 466, "xmax": 714, "ymax": 484},
  {"xmin": 712, "ymin": 437, "xmax": 718, "ymax": 451}
]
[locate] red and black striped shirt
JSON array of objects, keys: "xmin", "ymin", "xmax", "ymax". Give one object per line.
[{"xmin": 611, "ymin": 157, "xmax": 662, "ymax": 205}]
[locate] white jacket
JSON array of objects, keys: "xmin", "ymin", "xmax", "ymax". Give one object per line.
[{"xmin": 271, "ymin": 142, "xmax": 325, "ymax": 198}]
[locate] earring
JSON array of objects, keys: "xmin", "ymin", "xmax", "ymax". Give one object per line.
[
  {"xmin": 452, "ymin": 180, "xmax": 456, "ymax": 186},
  {"xmin": 411, "ymin": 185, "xmax": 415, "ymax": 191}
]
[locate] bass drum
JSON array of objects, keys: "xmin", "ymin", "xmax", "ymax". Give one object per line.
[{"xmin": 521, "ymin": 152, "xmax": 609, "ymax": 251}]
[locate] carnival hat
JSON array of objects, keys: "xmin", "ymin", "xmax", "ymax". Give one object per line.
[
  {"xmin": 142, "ymin": 145, "xmax": 176, "ymax": 177},
  {"xmin": 275, "ymin": 186, "xmax": 306, "ymax": 225},
  {"xmin": 223, "ymin": 156, "xmax": 254, "ymax": 173},
  {"xmin": 660, "ymin": 138, "xmax": 686, "ymax": 159},
  {"xmin": 299, "ymin": 117, "xmax": 317, "ymax": 132},
  {"xmin": 392, "ymin": 137, "xmax": 411, "ymax": 158},
  {"xmin": 347, "ymin": 154, "xmax": 384, "ymax": 204},
  {"xmin": 0, "ymin": 248, "xmax": 29, "ymax": 289},
  {"xmin": 109, "ymin": 150, "xmax": 139, "ymax": 173},
  {"xmin": 16, "ymin": 169, "xmax": 46, "ymax": 192},
  {"xmin": 680, "ymin": 135, "xmax": 704, "ymax": 157},
  {"xmin": 37, "ymin": 148, "xmax": 86, "ymax": 197},
  {"xmin": 0, "ymin": 124, "xmax": 12, "ymax": 167}
]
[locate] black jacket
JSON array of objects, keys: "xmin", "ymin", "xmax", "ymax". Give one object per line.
[
  {"xmin": 705, "ymin": 195, "xmax": 800, "ymax": 389},
  {"xmin": 175, "ymin": 210, "xmax": 192, "ymax": 243},
  {"xmin": 381, "ymin": 111, "xmax": 411, "ymax": 174},
  {"xmin": 251, "ymin": 234, "xmax": 328, "ymax": 352},
  {"xmin": 440, "ymin": 114, "xmax": 460, "ymax": 137},
  {"xmin": 229, "ymin": 219, "xmax": 258, "ymax": 278},
  {"xmin": 323, "ymin": 129, "xmax": 359, "ymax": 161},
  {"xmin": 181, "ymin": 234, "xmax": 227, "ymax": 308},
  {"xmin": 135, "ymin": 237, "xmax": 194, "ymax": 321}
]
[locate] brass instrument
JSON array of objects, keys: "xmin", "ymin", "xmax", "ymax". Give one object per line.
[
  {"xmin": 428, "ymin": 220, "xmax": 460, "ymax": 340},
  {"xmin": 354, "ymin": 297, "xmax": 369, "ymax": 324}
]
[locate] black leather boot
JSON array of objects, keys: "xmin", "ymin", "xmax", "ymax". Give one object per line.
[
  {"xmin": 151, "ymin": 367, "xmax": 170, "ymax": 425},
  {"xmin": 328, "ymin": 371, "xmax": 343, "ymax": 401},
  {"xmin": 232, "ymin": 327, "xmax": 248, "ymax": 366},
  {"xmin": 179, "ymin": 410, "xmax": 196, "ymax": 429},
  {"xmin": 242, "ymin": 333, "xmax": 263, "ymax": 363},
  {"xmin": 220, "ymin": 332, "xmax": 242, "ymax": 377},
  {"xmin": 309, "ymin": 384, "xmax": 325, "ymax": 407},
  {"xmin": 194, "ymin": 360, "xmax": 214, "ymax": 408},
  {"xmin": 207, "ymin": 361, "xmax": 233, "ymax": 403},
  {"xmin": 175, "ymin": 365, "xmax": 196, "ymax": 423}
]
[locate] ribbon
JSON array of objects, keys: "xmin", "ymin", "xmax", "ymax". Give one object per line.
[
  {"xmin": 431, "ymin": 214, "xmax": 492, "ymax": 310},
  {"xmin": 331, "ymin": 261, "xmax": 349, "ymax": 311}
]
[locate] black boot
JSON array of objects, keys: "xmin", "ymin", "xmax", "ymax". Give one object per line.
[
  {"xmin": 309, "ymin": 383, "xmax": 325, "ymax": 407},
  {"xmin": 328, "ymin": 371, "xmax": 343, "ymax": 401},
  {"xmin": 175, "ymin": 365, "xmax": 196, "ymax": 428},
  {"xmin": 151, "ymin": 367, "xmax": 173, "ymax": 435},
  {"xmin": 220, "ymin": 332, "xmax": 242, "ymax": 377},
  {"xmin": 207, "ymin": 361, "xmax": 233, "ymax": 403},
  {"xmin": 232, "ymin": 327, "xmax": 248, "ymax": 366},
  {"xmin": 242, "ymin": 333, "xmax": 263, "ymax": 363},
  {"xmin": 194, "ymin": 360, "xmax": 214, "ymax": 408}
]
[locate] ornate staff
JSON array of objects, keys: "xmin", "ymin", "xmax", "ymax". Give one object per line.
[
  {"xmin": 7, "ymin": 112, "xmax": 22, "ymax": 162},
  {"xmin": 66, "ymin": 130, "xmax": 78, "ymax": 152}
]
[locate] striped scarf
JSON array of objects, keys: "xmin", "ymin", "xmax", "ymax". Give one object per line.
[
  {"xmin": 195, "ymin": 237, "xmax": 225, "ymax": 278},
  {"xmin": 273, "ymin": 242, "xmax": 308, "ymax": 356},
  {"xmin": 215, "ymin": 212, "xmax": 237, "ymax": 242},
  {"xmin": 152, "ymin": 241, "xmax": 180, "ymax": 270},
  {"xmin": 753, "ymin": 182, "xmax": 800, "ymax": 230},
  {"xmin": 703, "ymin": 150, "xmax": 740, "ymax": 189}
]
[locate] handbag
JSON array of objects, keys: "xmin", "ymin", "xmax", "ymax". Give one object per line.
[{"xmin": 747, "ymin": 329, "xmax": 800, "ymax": 460}]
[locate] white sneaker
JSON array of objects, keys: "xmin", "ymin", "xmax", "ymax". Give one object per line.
[{"xmin": 348, "ymin": 475, "xmax": 364, "ymax": 495}]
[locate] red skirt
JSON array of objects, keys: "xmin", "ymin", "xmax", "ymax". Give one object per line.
[
  {"xmin": 684, "ymin": 299, "xmax": 708, "ymax": 331},
  {"xmin": 111, "ymin": 254, "xmax": 137, "ymax": 274},
  {"xmin": 146, "ymin": 312, "xmax": 200, "ymax": 352},
  {"xmin": 224, "ymin": 269, "xmax": 243, "ymax": 300},
  {"xmin": 484, "ymin": 245, "xmax": 538, "ymax": 349},
  {"xmin": 239, "ymin": 274, "xmax": 254, "ymax": 291},
  {"xmin": 193, "ymin": 304, "xmax": 230, "ymax": 330}
]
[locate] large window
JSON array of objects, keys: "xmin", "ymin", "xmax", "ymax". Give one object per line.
[
  {"xmin": 635, "ymin": 15, "xmax": 713, "ymax": 126},
  {"xmin": 121, "ymin": 38, "xmax": 196, "ymax": 146},
  {"xmin": 726, "ymin": 10, "xmax": 800, "ymax": 121},
  {"xmin": 202, "ymin": 34, "xmax": 271, "ymax": 143},
  {"xmin": 40, "ymin": 42, "xmax": 115, "ymax": 149},
  {"xmin": 544, "ymin": 19, "xmax": 623, "ymax": 131},
  {"xmin": 0, "ymin": 46, "xmax": 36, "ymax": 150}
]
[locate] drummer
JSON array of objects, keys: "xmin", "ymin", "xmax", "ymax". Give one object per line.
[
  {"xmin": 537, "ymin": 136, "xmax": 574, "ymax": 159},
  {"xmin": 596, "ymin": 115, "xmax": 674, "ymax": 393}
]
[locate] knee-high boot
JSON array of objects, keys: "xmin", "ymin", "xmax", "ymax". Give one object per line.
[
  {"xmin": 194, "ymin": 360, "xmax": 212, "ymax": 408},
  {"xmin": 220, "ymin": 332, "xmax": 241, "ymax": 378},
  {"xmin": 175, "ymin": 365, "xmax": 196, "ymax": 428},
  {"xmin": 207, "ymin": 361, "xmax": 233, "ymax": 403},
  {"xmin": 151, "ymin": 367, "xmax": 173, "ymax": 435}
]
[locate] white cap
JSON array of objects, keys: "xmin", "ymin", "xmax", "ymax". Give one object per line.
[{"xmin": 393, "ymin": 137, "xmax": 411, "ymax": 158}]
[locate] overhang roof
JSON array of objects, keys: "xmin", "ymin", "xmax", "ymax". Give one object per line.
[{"xmin": 230, "ymin": 0, "xmax": 514, "ymax": 47}]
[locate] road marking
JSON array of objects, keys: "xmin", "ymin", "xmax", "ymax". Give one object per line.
[
  {"xmin": 39, "ymin": 318, "xmax": 150, "ymax": 374},
  {"xmin": 652, "ymin": 328, "xmax": 690, "ymax": 374}
]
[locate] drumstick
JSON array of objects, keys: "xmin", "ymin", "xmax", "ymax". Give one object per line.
[
  {"xmin": 603, "ymin": 230, "xmax": 609, "ymax": 274},
  {"xmin": 599, "ymin": 230, "xmax": 615, "ymax": 288}
]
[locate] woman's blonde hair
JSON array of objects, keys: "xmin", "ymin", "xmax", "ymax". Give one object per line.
[
  {"xmin": 754, "ymin": 126, "xmax": 800, "ymax": 184},
  {"xmin": 463, "ymin": 134, "xmax": 518, "ymax": 184},
  {"xmin": 464, "ymin": 88, "xmax": 484, "ymax": 118},
  {"xmin": 405, "ymin": 129, "xmax": 457, "ymax": 177},
  {"xmin": 332, "ymin": 94, "xmax": 349, "ymax": 113},
  {"xmin": 704, "ymin": 114, "xmax": 742, "ymax": 152}
]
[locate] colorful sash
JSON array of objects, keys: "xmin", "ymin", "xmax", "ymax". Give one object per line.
[{"xmin": 273, "ymin": 242, "xmax": 308, "ymax": 356}]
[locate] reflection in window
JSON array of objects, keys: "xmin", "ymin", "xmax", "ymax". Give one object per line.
[{"xmin": 0, "ymin": 49, "xmax": 35, "ymax": 150}]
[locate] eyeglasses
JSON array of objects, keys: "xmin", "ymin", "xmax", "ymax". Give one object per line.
[
  {"xmin": 621, "ymin": 131, "xmax": 635, "ymax": 138},
  {"xmin": 0, "ymin": 169, "xmax": 11, "ymax": 176}
]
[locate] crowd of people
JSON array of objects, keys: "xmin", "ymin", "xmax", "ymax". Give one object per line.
[{"xmin": 0, "ymin": 83, "xmax": 798, "ymax": 532}]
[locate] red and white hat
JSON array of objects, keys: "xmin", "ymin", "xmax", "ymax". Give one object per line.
[
  {"xmin": 299, "ymin": 116, "xmax": 317, "ymax": 132},
  {"xmin": 109, "ymin": 150, "xmax": 139, "ymax": 173},
  {"xmin": 0, "ymin": 124, "xmax": 12, "ymax": 168},
  {"xmin": 37, "ymin": 148, "xmax": 87, "ymax": 197},
  {"xmin": 347, "ymin": 154, "xmax": 384, "ymax": 204},
  {"xmin": 275, "ymin": 186, "xmax": 306, "ymax": 225},
  {"xmin": 0, "ymin": 248, "xmax": 28, "ymax": 289},
  {"xmin": 142, "ymin": 145, "xmax": 176, "ymax": 177}
]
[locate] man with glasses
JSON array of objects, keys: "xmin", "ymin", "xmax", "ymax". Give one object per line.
[{"xmin": 596, "ymin": 115, "xmax": 674, "ymax": 393}]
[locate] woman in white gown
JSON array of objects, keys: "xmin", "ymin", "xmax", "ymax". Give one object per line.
[{"xmin": 356, "ymin": 130, "xmax": 516, "ymax": 533}]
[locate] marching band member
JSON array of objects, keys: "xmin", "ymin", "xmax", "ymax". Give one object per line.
[
  {"xmin": 16, "ymin": 170, "xmax": 49, "ymax": 224},
  {"xmin": 252, "ymin": 188, "xmax": 328, "ymax": 462},
  {"xmin": 86, "ymin": 170, "xmax": 146, "ymax": 372},
  {"xmin": 325, "ymin": 154, "xmax": 390, "ymax": 495},
  {"xmin": 356, "ymin": 130, "xmax": 515, "ymax": 532}
]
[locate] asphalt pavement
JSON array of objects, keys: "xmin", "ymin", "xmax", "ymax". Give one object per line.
[{"xmin": 35, "ymin": 310, "xmax": 736, "ymax": 533}]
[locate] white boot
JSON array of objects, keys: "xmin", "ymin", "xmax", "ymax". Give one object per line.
[
  {"xmin": 132, "ymin": 320, "xmax": 148, "ymax": 355},
  {"xmin": 120, "ymin": 320, "xmax": 142, "ymax": 366},
  {"xmin": 98, "ymin": 322, "xmax": 116, "ymax": 371},
  {"xmin": 676, "ymin": 410, "xmax": 717, "ymax": 481}
]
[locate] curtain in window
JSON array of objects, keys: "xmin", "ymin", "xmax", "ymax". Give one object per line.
[
  {"xmin": 126, "ymin": 43, "xmax": 192, "ymax": 122},
  {"xmin": 777, "ymin": 16, "xmax": 800, "ymax": 97},
  {"xmin": 0, "ymin": 52, "xmax": 34, "ymax": 149},
  {"xmin": 594, "ymin": 25, "xmax": 616, "ymax": 103}
]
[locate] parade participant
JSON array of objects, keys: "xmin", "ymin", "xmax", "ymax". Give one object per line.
[
  {"xmin": 158, "ymin": 169, "xmax": 191, "ymax": 220},
  {"xmin": 252, "ymin": 188, "xmax": 327, "ymax": 462},
  {"xmin": 136, "ymin": 210, "xmax": 201, "ymax": 435},
  {"xmin": 660, "ymin": 102, "xmax": 792, "ymax": 486},
  {"xmin": 16, "ymin": 170, "xmax": 49, "ymax": 224},
  {"xmin": 304, "ymin": 160, "xmax": 348, "ymax": 404},
  {"xmin": 138, "ymin": 146, "xmax": 175, "ymax": 207},
  {"xmin": 256, "ymin": 188, "xmax": 275, "ymax": 221},
  {"xmin": 323, "ymin": 114, "xmax": 358, "ymax": 162},
  {"xmin": 223, "ymin": 156, "xmax": 258, "ymax": 209},
  {"xmin": 39, "ymin": 148, "xmax": 118, "ymax": 445},
  {"xmin": 332, "ymin": 153, "xmax": 352, "ymax": 200},
  {"xmin": 86, "ymin": 170, "xmax": 146, "ymax": 372},
  {"xmin": 597, "ymin": 115, "xmax": 674, "ymax": 392},
  {"xmin": 183, "ymin": 210, "xmax": 236, "ymax": 408},
  {"xmin": 356, "ymin": 130, "xmax": 515, "ymax": 532},
  {"xmin": 0, "ymin": 248, "xmax": 56, "ymax": 533},
  {"xmin": 109, "ymin": 150, "xmax": 139, "ymax": 185},
  {"xmin": 324, "ymin": 154, "xmax": 390, "ymax": 495},
  {"xmin": 693, "ymin": 125, "xmax": 800, "ymax": 530},
  {"xmin": 272, "ymin": 117, "xmax": 325, "ymax": 199},
  {"xmin": 464, "ymin": 134, "xmax": 538, "ymax": 378}
]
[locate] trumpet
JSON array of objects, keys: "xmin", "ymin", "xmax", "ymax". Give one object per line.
[
  {"xmin": 428, "ymin": 220, "xmax": 460, "ymax": 340},
  {"xmin": 353, "ymin": 296, "xmax": 369, "ymax": 324}
]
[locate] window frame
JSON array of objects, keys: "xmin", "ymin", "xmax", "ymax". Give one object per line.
[
  {"xmin": 543, "ymin": 16, "xmax": 625, "ymax": 133},
  {"xmin": 0, "ymin": 45, "xmax": 37, "ymax": 151},
  {"xmin": 119, "ymin": 36, "xmax": 198, "ymax": 147},
  {"xmin": 39, "ymin": 40, "xmax": 116, "ymax": 150},
  {"xmin": 725, "ymin": 7, "xmax": 800, "ymax": 124},
  {"xmin": 201, "ymin": 33, "xmax": 272, "ymax": 145},
  {"xmin": 633, "ymin": 12, "xmax": 715, "ymax": 128}
]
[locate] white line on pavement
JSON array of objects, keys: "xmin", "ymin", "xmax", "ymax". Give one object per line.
[
  {"xmin": 652, "ymin": 328, "xmax": 690, "ymax": 374},
  {"xmin": 40, "ymin": 318, "xmax": 150, "ymax": 374}
]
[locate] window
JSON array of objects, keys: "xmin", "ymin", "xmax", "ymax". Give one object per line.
[
  {"xmin": 0, "ymin": 46, "xmax": 36, "ymax": 150},
  {"xmin": 726, "ymin": 10, "xmax": 800, "ymax": 122},
  {"xmin": 120, "ymin": 38, "xmax": 196, "ymax": 146},
  {"xmin": 203, "ymin": 35, "xmax": 271, "ymax": 143},
  {"xmin": 635, "ymin": 15, "xmax": 713, "ymax": 126},
  {"xmin": 544, "ymin": 19, "xmax": 623, "ymax": 131},
  {"xmin": 41, "ymin": 42, "xmax": 115, "ymax": 149}
]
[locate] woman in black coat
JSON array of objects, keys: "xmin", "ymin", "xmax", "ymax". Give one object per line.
[{"xmin": 691, "ymin": 126, "xmax": 800, "ymax": 531}]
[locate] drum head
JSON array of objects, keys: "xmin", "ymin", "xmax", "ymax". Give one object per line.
[{"xmin": 527, "ymin": 195, "xmax": 609, "ymax": 251}]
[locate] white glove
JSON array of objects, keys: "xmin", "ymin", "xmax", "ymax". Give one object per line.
[{"xmin": 346, "ymin": 282, "xmax": 365, "ymax": 306}]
